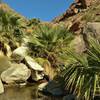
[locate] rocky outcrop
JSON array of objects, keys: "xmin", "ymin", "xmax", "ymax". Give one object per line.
[
  {"xmin": 0, "ymin": 79, "xmax": 4, "ymax": 94},
  {"xmin": 83, "ymin": 22, "xmax": 100, "ymax": 40},
  {"xmin": 53, "ymin": 0, "xmax": 93, "ymax": 22},
  {"xmin": 75, "ymin": 0, "xmax": 92, "ymax": 8},
  {"xmin": 25, "ymin": 56, "xmax": 44, "ymax": 81},
  {"xmin": 69, "ymin": 35, "xmax": 86, "ymax": 53},
  {"xmin": 1, "ymin": 63, "xmax": 31, "ymax": 84}
]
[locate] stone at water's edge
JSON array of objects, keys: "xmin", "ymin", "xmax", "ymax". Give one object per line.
[
  {"xmin": 25, "ymin": 56, "xmax": 44, "ymax": 71},
  {"xmin": 0, "ymin": 79, "xmax": 4, "ymax": 94},
  {"xmin": 42, "ymin": 80, "xmax": 64, "ymax": 96},
  {"xmin": 38, "ymin": 82, "xmax": 48, "ymax": 91},
  {"xmin": 25, "ymin": 56, "xmax": 44, "ymax": 81},
  {"xmin": 1, "ymin": 63, "xmax": 31, "ymax": 84}
]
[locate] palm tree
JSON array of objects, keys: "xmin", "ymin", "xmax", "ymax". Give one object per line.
[
  {"xmin": 27, "ymin": 24, "xmax": 74, "ymax": 67},
  {"xmin": 63, "ymin": 36, "xmax": 100, "ymax": 100}
]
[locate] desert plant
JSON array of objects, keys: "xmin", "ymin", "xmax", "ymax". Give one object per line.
[
  {"xmin": 27, "ymin": 24, "xmax": 74, "ymax": 67},
  {"xmin": 63, "ymin": 36, "xmax": 100, "ymax": 100},
  {"xmin": 0, "ymin": 9, "xmax": 24, "ymax": 46}
]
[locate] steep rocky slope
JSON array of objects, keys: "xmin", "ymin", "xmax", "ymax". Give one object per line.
[{"xmin": 53, "ymin": 0, "xmax": 100, "ymax": 34}]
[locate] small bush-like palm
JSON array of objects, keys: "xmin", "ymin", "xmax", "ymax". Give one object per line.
[
  {"xmin": 28, "ymin": 24, "xmax": 74, "ymax": 67},
  {"xmin": 0, "ymin": 9, "xmax": 24, "ymax": 46},
  {"xmin": 63, "ymin": 36, "xmax": 100, "ymax": 100}
]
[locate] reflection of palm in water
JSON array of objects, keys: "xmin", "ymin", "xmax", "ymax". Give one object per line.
[{"xmin": 0, "ymin": 85, "xmax": 62, "ymax": 100}]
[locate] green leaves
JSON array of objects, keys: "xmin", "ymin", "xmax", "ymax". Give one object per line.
[{"xmin": 63, "ymin": 36, "xmax": 100, "ymax": 100}]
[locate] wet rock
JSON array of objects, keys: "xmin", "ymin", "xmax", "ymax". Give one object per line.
[
  {"xmin": 25, "ymin": 56, "xmax": 44, "ymax": 81},
  {"xmin": 11, "ymin": 46, "xmax": 28, "ymax": 62},
  {"xmin": 38, "ymin": 82, "xmax": 48, "ymax": 91},
  {"xmin": 1, "ymin": 63, "xmax": 31, "ymax": 84},
  {"xmin": 0, "ymin": 79, "xmax": 4, "ymax": 94},
  {"xmin": 43, "ymin": 76, "xmax": 65, "ymax": 96}
]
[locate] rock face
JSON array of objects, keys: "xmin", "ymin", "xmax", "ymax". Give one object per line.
[
  {"xmin": 11, "ymin": 46, "xmax": 28, "ymax": 62},
  {"xmin": 75, "ymin": 0, "xmax": 92, "ymax": 8},
  {"xmin": 1, "ymin": 63, "xmax": 31, "ymax": 84},
  {"xmin": 25, "ymin": 56, "xmax": 44, "ymax": 81},
  {"xmin": 69, "ymin": 35, "xmax": 86, "ymax": 53},
  {"xmin": 83, "ymin": 22, "xmax": 100, "ymax": 40},
  {"xmin": 0, "ymin": 79, "xmax": 4, "ymax": 94}
]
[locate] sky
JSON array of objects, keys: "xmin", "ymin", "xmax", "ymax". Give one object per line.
[{"xmin": 3, "ymin": 0, "xmax": 74, "ymax": 21}]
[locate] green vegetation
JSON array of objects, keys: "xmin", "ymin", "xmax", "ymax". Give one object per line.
[
  {"xmin": 62, "ymin": 36, "xmax": 100, "ymax": 100},
  {"xmin": 27, "ymin": 24, "xmax": 74, "ymax": 67},
  {"xmin": 0, "ymin": 1, "xmax": 100, "ymax": 100}
]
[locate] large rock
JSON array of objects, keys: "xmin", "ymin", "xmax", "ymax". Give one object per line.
[
  {"xmin": 25, "ymin": 56, "xmax": 44, "ymax": 81},
  {"xmin": 83, "ymin": 22, "xmax": 100, "ymax": 40},
  {"xmin": 1, "ymin": 63, "xmax": 31, "ymax": 84},
  {"xmin": 75, "ymin": 0, "xmax": 92, "ymax": 8},
  {"xmin": 44, "ymin": 80, "xmax": 64, "ymax": 96},
  {"xmin": 69, "ymin": 35, "xmax": 86, "ymax": 53},
  {"xmin": 0, "ymin": 79, "xmax": 4, "ymax": 94},
  {"xmin": 25, "ymin": 56, "xmax": 44, "ymax": 71},
  {"xmin": 42, "ymin": 77, "xmax": 65, "ymax": 96},
  {"xmin": 11, "ymin": 46, "xmax": 28, "ymax": 62}
]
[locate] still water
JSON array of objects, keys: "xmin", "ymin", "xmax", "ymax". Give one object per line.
[{"xmin": 0, "ymin": 84, "xmax": 63, "ymax": 100}]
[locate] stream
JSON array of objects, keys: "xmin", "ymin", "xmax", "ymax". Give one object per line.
[{"xmin": 0, "ymin": 84, "xmax": 63, "ymax": 100}]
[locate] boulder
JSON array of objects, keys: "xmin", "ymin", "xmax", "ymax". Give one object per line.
[
  {"xmin": 11, "ymin": 46, "xmax": 28, "ymax": 62},
  {"xmin": 69, "ymin": 35, "xmax": 86, "ymax": 54},
  {"xmin": 25, "ymin": 56, "xmax": 44, "ymax": 71},
  {"xmin": 0, "ymin": 79, "xmax": 4, "ymax": 94},
  {"xmin": 1, "ymin": 63, "xmax": 31, "ymax": 84},
  {"xmin": 43, "ymin": 76, "xmax": 65, "ymax": 96},
  {"xmin": 25, "ymin": 56, "xmax": 44, "ymax": 81},
  {"xmin": 83, "ymin": 22, "xmax": 100, "ymax": 40},
  {"xmin": 44, "ymin": 80, "xmax": 64, "ymax": 96}
]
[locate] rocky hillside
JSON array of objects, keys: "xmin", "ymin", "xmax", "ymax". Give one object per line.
[
  {"xmin": 0, "ymin": 0, "xmax": 100, "ymax": 99},
  {"xmin": 53, "ymin": 0, "xmax": 100, "ymax": 34}
]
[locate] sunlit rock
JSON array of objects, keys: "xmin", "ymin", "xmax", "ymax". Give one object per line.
[
  {"xmin": 1, "ymin": 63, "xmax": 31, "ymax": 84},
  {"xmin": 25, "ymin": 56, "xmax": 44, "ymax": 81},
  {"xmin": 38, "ymin": 82, "xmax": 48, "ymax": 91},
  {"xmin": 11, "ymin": 46, "xmax": 28, "ymax": 62}
]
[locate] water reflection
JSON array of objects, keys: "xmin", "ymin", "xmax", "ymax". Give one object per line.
[{"xmin": 0, "ymin": 84, "xmax": 62, "ymax": 100}]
